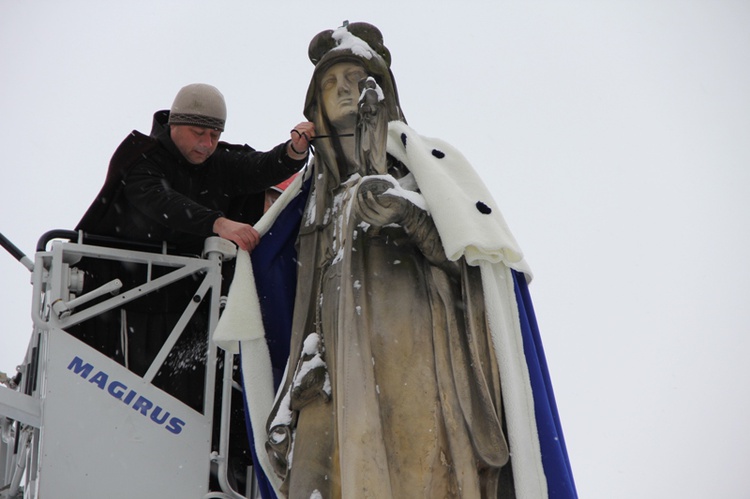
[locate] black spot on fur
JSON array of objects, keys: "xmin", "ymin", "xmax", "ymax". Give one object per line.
[
  {"xmin": 476, "ymin": 201, "xmax": 492, "ymax": 215},
  {"xmin": 401, "ymin": 133, "xmax": 407, "ymax": 147},
  {"xmin": 432, "ymin": 149, "xmax": 445, "ymax": 159}
]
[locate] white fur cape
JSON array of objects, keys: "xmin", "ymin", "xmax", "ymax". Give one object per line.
[{"xmin": 213, "ymin": 121, "xmax": 548, "ymax": 498}]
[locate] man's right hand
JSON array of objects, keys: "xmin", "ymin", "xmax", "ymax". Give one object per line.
[{"xmin": 213, "ymin": 217, "xmax": 261, "ymax": 252}]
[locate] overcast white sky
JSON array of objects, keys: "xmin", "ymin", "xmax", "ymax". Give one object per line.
[{"xmin": 2, "ymin": 1, "xmax": 749, "ymax": 497}]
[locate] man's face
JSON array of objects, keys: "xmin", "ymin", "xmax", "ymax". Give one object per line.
[
  {"xmin": 321, "ymin": 62, "xmax": 368, "ymax": 132},
  {"xmin": 170, "ymin": 125, "xmax": 221, "ymax": 165}
]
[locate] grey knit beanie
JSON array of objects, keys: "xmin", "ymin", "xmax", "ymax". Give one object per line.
[{"xmin": 168, "ymin": 83, "xmax": 227, "ymax": 131}]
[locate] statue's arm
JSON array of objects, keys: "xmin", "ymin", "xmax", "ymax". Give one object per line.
[
  {"xmin": 355, "ymin": 177, "xmax": 458, "ymax": 272},
  {"xmin": 397, "ymin": 201, "xmax": 456, "ymax": 270}
]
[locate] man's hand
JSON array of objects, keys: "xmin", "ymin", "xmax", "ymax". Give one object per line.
[
  {"xmin": 213, "ymin": 217, "xmax": 261, "ymax": 252},
  {"xmin": 288, "ymin": 121, "xmax": 316, "ymax": 159}
]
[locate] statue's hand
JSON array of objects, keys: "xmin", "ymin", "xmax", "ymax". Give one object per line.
[{"xmin": 355, "ymin": 177, "xmax": 409, "ymax": 227}]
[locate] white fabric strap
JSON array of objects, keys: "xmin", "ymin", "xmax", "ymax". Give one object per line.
[{"xmin": 480, "ymin": 260, "xmax": 547, "ymax": 499}]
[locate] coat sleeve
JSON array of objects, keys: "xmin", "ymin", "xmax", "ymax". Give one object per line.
[
  {"xmin": 211, "ymin": 141, "xmax": 305, "ymax": 196},
  {"xmin": 121, "ymin": 142, "xmax": 305, "ymax": 238}
]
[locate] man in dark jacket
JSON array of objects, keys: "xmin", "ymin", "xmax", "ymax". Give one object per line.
[
  {"xmin": 70, "ymin": 83, "xmax": 314, "ymax": 495},
  {"xmin": 77, "ymin": 83, "xmax": 314, "ymax": 255},
  {"xmin": 73, "ymin": 83, "xmax": 314, "ymax": 369}
]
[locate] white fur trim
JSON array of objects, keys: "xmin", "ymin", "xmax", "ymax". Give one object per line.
[
  {"xmin": 480, "ymin": 260, "xmax": 547, "ymax": 499},
  {"xmin": 386, "ymin": 121, "xmax": 532, "ymax": 277},
  {"xmin": 212, "ymin": 250, "xmax": 283, "ymax": 494},
  {"xmin": 212, "ymin": 250, "xmax": 264, "ymax": 353},
  {"xmin": 239, "ymin": 338, "xmax": 283, "ymax": 493}
]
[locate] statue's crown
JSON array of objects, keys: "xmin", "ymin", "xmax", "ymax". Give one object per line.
[{"xmin": 308, "ymin": 21, "xmax": 391, "ymax": 68}]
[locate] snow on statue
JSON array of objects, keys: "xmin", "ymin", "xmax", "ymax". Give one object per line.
[{"xmin": 214, "ymin": 21, "xmax": 578, "ymax": 499}]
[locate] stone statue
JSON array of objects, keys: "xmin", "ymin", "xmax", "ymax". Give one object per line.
[
  {"xmin": 265, "ymin": 22, "xmax": 514, "ymax": 498},
  {"xmin": 216, "ymin": 20, "xmax": 577, "ymax": 499}
]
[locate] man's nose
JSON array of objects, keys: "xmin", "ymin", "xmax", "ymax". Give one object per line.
[{"xmin": 198, "ymin": 135, "xmax": 215, "ymax": 148}]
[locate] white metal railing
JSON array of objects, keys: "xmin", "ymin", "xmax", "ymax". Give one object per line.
[{"xmin": 1, "ymin": 232, "xmax": 255, "ymax": 498}]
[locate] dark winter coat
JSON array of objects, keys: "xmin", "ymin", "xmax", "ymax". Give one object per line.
[
  {"xmin": 77, "ymin": 110, "xmax": 304, "ymax": 255},
  {"xmin": 69, "ymin": 110, "xmax": 305, "ymax": 417}
]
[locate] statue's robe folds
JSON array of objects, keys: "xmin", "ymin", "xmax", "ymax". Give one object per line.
[
  {"xmin": 214, "ymin": 122, "xmax": 578, "ymax": 499},
  {"xmin": 271, "ymin": 172, "xmax": 515, "ymax": 497}
]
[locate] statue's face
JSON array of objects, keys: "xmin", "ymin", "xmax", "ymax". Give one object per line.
[{"xmin": 320, "ymin": 61, "xmax": 368, "ymax": 132}]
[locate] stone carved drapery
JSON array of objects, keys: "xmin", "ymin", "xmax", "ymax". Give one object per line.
[{"xmin": 264, "ymin": 22, "xmax": 517, "ymax": 498}]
